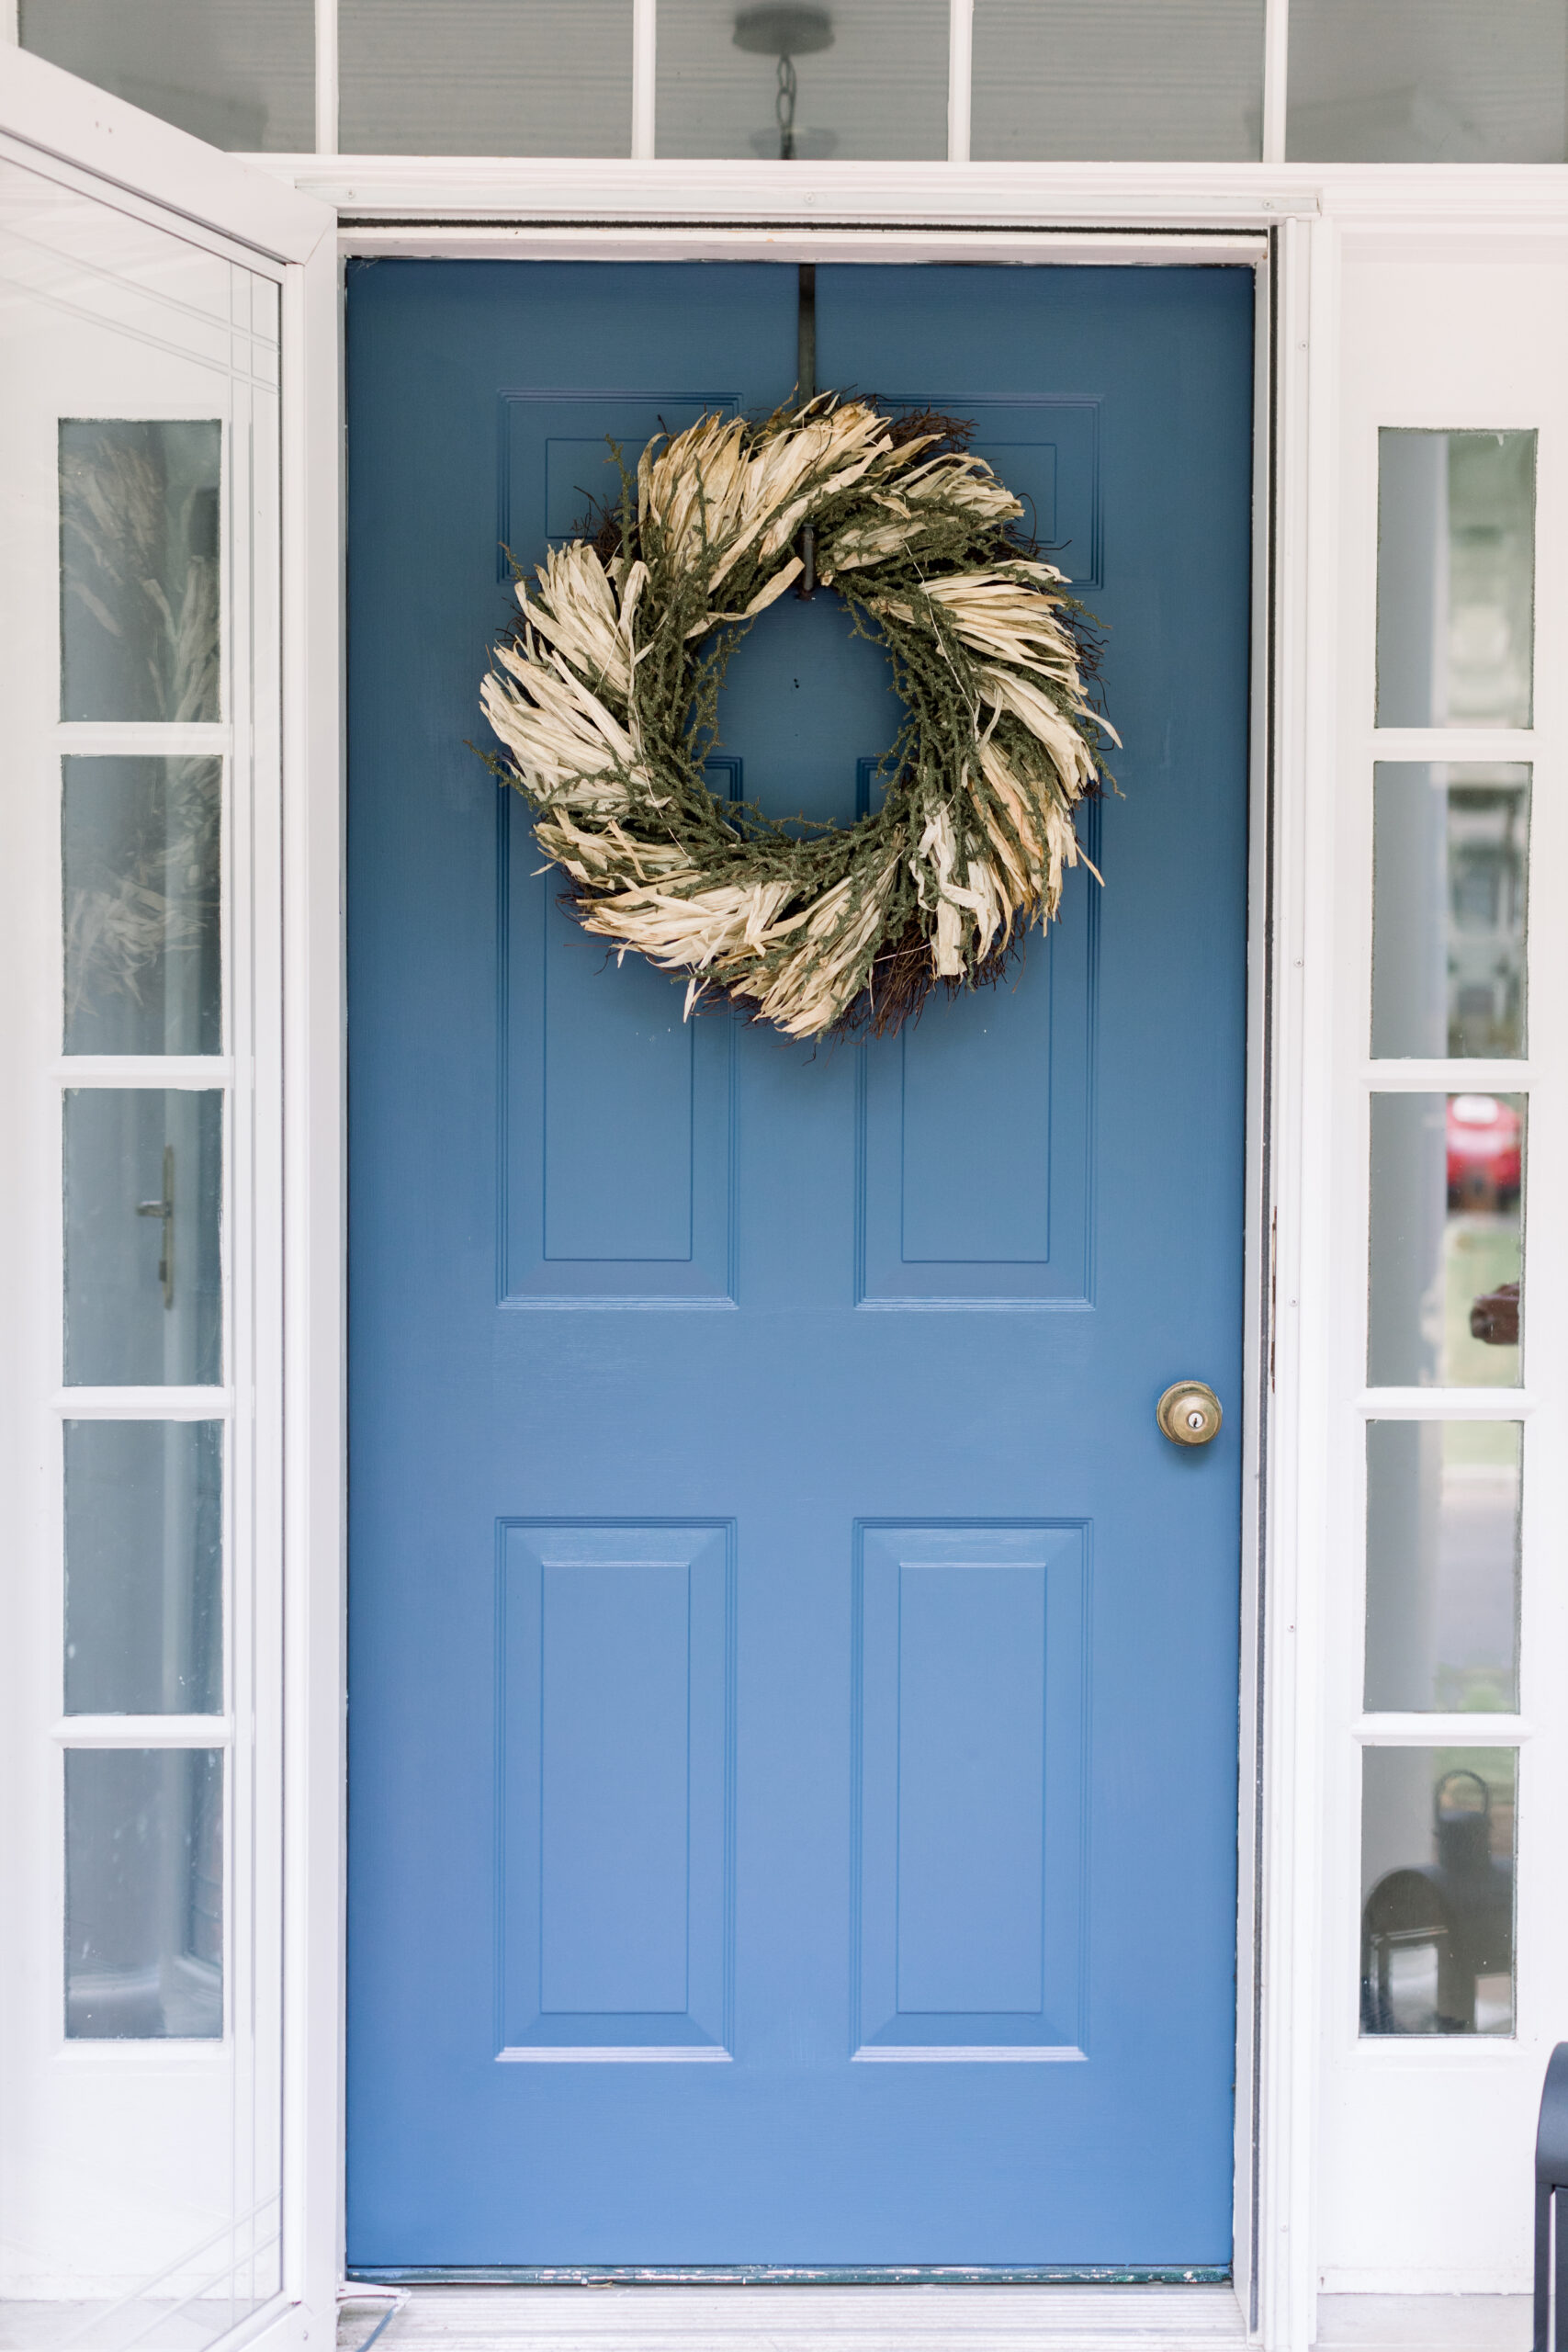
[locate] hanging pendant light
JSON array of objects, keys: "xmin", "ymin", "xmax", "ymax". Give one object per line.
[{"xmin": 733, "ymin": 6, "xmax": 834, "ymax": 159}]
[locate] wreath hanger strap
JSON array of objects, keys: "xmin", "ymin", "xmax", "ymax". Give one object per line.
[
  {"xmin": 481, "ymin": 392, "xmax": 1117, "ymax": 1042},
  {"xmin": 796, "ymin": 264, "xmax": 818, "ymax": 598}
]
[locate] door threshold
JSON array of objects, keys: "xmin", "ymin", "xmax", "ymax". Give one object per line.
[
  {"xmin": 339, "ymin": 2280, "xmax": 1248, "ymax": 2348},
  {"xmin": 348, "ymin": 2268, "xmax": 1231, "ymax": 2287}
]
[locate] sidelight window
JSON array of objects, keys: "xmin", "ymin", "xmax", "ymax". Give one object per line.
[
  {"xmin": 1358, "ymin": 429, "xmax": 1536, "ymax": 2042},
  {"xmin": 0, "ymin": 151, "xmax": 283, "ymax": 2348}
]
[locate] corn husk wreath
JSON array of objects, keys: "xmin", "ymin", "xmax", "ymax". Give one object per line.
[{"xmin": 480, "ymin": 396, "xmax": 1117, "ymax": 1041}]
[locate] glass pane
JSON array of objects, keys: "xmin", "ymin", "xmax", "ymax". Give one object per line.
[
  {"xmin": 1377, "ymin": 431, "xmax": 1535, "ymax": 730},
  {"xmin": 63, "ymin": 1090, "xmax": 223, "ymax": 1387},
  {"xmin": 973, "ymin": 0, "xmax": 1264, "ymax": 161},
  {"xmin": 19, "ymin": 0, "xmax": 313, "ymax": 151},
  {"xmin": 65, "ymin": 1749, "xmax": 223, "ymax": 2040},
  {"xmin": 1361, "ymin": 1747, "xmax": 1515, "ymax": 2036},
  {"xmin": 60, "ymin": 421, "xmax": 221, "ymax": 724},
  {"xmin": 341, "ymin": 0, "xmax": 633, "ymax": 154},
  {"xmin": 658, "ymin": 0, "xmax": 948, "ymax": 160},
  {"xmin": 1372, "ymin": 764, "xmax": 1529, "ymax": 1059},
  {"xmin": 1288, "ymin": 0, "xmax": 1567, "ymax": 162},
  {"xmin": 1365, "ymin": 1421, "xmax": 1520, "ymax": 1714},
  {"xmin": 65, "ymin": 1422, "xmax": 222, "ymax": 1716},
  {"xmin": 1369, "ymin": 1093, "xmax": 1523, "ymax": 1389},
  {"xmin": 63, "ymin": 757, "xmax": 222, "ymax": 1057}
]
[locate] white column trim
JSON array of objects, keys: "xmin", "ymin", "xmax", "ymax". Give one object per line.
[
  {"xmin": 1251, "ymin": 207, "xmax": 1340, "ymax": 2352},
  {"xmin": 280, "ymin": 220, "xmax": 348, "ymax": 2334}
]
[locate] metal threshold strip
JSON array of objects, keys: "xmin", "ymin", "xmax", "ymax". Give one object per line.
[
  {"xmin": 348, "ymin": 2267, "xmax": 1233, "ymax": 2285},
  {"xmin": 339, "ymin": 2279, "xmax": 1249, "ymax": 2351}
]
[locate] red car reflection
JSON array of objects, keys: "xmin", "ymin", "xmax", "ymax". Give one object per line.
[{"xmin": 1447, "ymin": 1093, "xmax": 1521, "ymax": 1209}]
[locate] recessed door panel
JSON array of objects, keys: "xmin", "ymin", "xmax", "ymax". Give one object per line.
[
  {"xmin": 502, "ymin": 802, "xmax": 737, "ymax": 1300},
  {"xmin": 854, "ymin": 1523, "xmax": 1087, "ymax": 2056},
  {"xmin": 499, "ymin": 1521, "xmax": 732, "ymax": 2054},
  {"xmin": 859, "ymin": 848, "xmax": 1094, "ymax": 1303}
]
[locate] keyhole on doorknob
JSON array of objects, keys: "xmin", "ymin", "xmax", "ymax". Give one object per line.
[{"xmin": 1156, "ymin": 1380, "xmax": 1222, "ymax": 1447}]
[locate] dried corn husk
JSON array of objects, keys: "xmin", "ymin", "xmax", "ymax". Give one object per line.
[{"xmin": 482, "ymin": 395, "xmax": 1113, "ymax": 1040}]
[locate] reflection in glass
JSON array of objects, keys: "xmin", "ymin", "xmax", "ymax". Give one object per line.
[
  {"xmin": 1365, "ymin": 1421, "xmax": 1520, "ymax": 1714},
  {"xmin": 60, "ymin": 421, "xmax": 221, "ymax": 724},
  {"xmin": 1372, "ymin": 765, "xmax": 1529, "ymax": 1061},
  {"xmin": 63, "ymin": 757, "xmax": 222, "ymax": 1057},
  {"xmin": 1361, "ymin": 1747, "xmax": 1514, "ymax": 2036},
  {"xmin": 64, "ymin": 1090, "xmax": 222, "ymax": 1386},
  {"xmin": 658, "ymin": 0, "xmax": 948, "ymax": 160},
  {"xmin": 1287, "ymin": 0, "xmax": 1567, "ymax": 162},
  {"xmin": 65, "ymin": 1422, "xmax": 222, "ymax": 1716},
  {"xmin": 65, "ymin": 1749, "xmax": 223, "ymax": 2039},
  {"xmin": 20, "ymin": 0, "xmax": 313, "ymax": 150},
  {"xmin": 1377, "ymin": 431, "xmax": 1535, "ymax": 730},
  {"xmin": 973, "ymin": 0, "xmax": 1264, "ymax": 161},
  {"xmin": 1368, "ymin": 1093, "xmax": 1523, "ymax": 1388},
  {"xmin": 341, "ymin": 0, "xmax": 633, "ymax": 153}
]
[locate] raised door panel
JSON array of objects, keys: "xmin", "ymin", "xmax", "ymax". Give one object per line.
[
  {"xmin": 498, "ymin": 392, "xmax": 739, "ymax": 1305},
  {"xmin": 859, "ymin": 827, "xmax": 1095, "ymax": 1306},
  {"xmin": 858, "ymin": 400, "xmax": 1100, "ymax": 1307},
  {"xmin": 499, "ymin": 1521, "xmax": 734, "ymax": 2056},
  {"xmin": 854, "ymin": 1522, "xmax": 1088, "ymax": 2057}
]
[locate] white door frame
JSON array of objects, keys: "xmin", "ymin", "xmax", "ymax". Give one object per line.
[
  {"xmin": 330, "ymin": 210, "xmax": 1278, "ymax": 2329},
  {"xmin": 312, "ymin": 199, "xmax": 1328, "ymax": 2347},
  {"xmin": 7, "ymin": 46, "xmax": 1568, "ymax": 2342},
  {"xmin": 324, "ymin": 209, "xmax": 1280, "ymax": 2331}
]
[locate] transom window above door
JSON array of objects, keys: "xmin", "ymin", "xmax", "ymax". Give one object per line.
[{"xmin": 12, "ymin": 0, "xmax": 1568, "ymax": 163}]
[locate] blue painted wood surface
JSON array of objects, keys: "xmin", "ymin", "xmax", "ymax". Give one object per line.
[{"xmin": 346, "ymin": 261, "xmax": 1253, "ymax": 2268}]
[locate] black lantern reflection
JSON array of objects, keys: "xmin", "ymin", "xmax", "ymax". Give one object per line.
[
  {"xmin": 1360, "ymin": 1769, "xmax": 1514, "ymax": 2035},
  {"xmin": 733, "ymin": 6, "xmax": 834, "ymax": 159}
]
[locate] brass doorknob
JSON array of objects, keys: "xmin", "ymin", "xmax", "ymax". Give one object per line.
[{"xmin": 1156, "ymin": 1381, "xmax": 1223, "ymax": 1446}]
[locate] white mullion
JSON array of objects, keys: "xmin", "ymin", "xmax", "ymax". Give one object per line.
[
  {"xmin": 53, "ymin": 1715, "xmax": 233, "ymax": 1747},
  {"xmin": 53, "ymin": 722, "xmax": 231, "ymax": 756},
  {"xmin": 53, "ymin": 1057, "xmax": 234, "ymax": 1088},
  {"xmin": 1368, "ymin": 727, "xmax": 1536, "ymax": 763},
  {"xmin": 315, "ymin": 0, "xmax": 338, "ymax": 156},
  {"xmin": 1361, "ymin": 1059, "xmax": 1529, "ymax": 1094},
  {"xmin": 1355, "ymin": 1387, "xmax": 1530, "ymax": 1417},
  {"xmin": 947, "ymin": 0, "xmax": 973, "ymax": 164},
  {"xmin": 631, "ymin": 0, "xmax": 656, "ymax": 160},
  {"xmin": 54, "ymin": 1385, "xmax": 233, "ymax": 1417},
  {"xmin": 1356, "ymin": 1714, "xmax": 1529, "ymax": 1746},
  {"xmin": 1261, "ymin": 0, "xmax": 1290, "ymax": 164}
]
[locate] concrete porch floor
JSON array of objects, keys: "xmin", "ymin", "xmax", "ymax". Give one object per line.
[{"xmin": 338, "ymin": 2284, "xmax": 1534, "ymax": 2352}]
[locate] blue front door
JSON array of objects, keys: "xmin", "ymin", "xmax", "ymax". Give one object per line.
[{"xmin": 345, "ymin": 261, "xmax": 1253, "ymax": 2273}]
